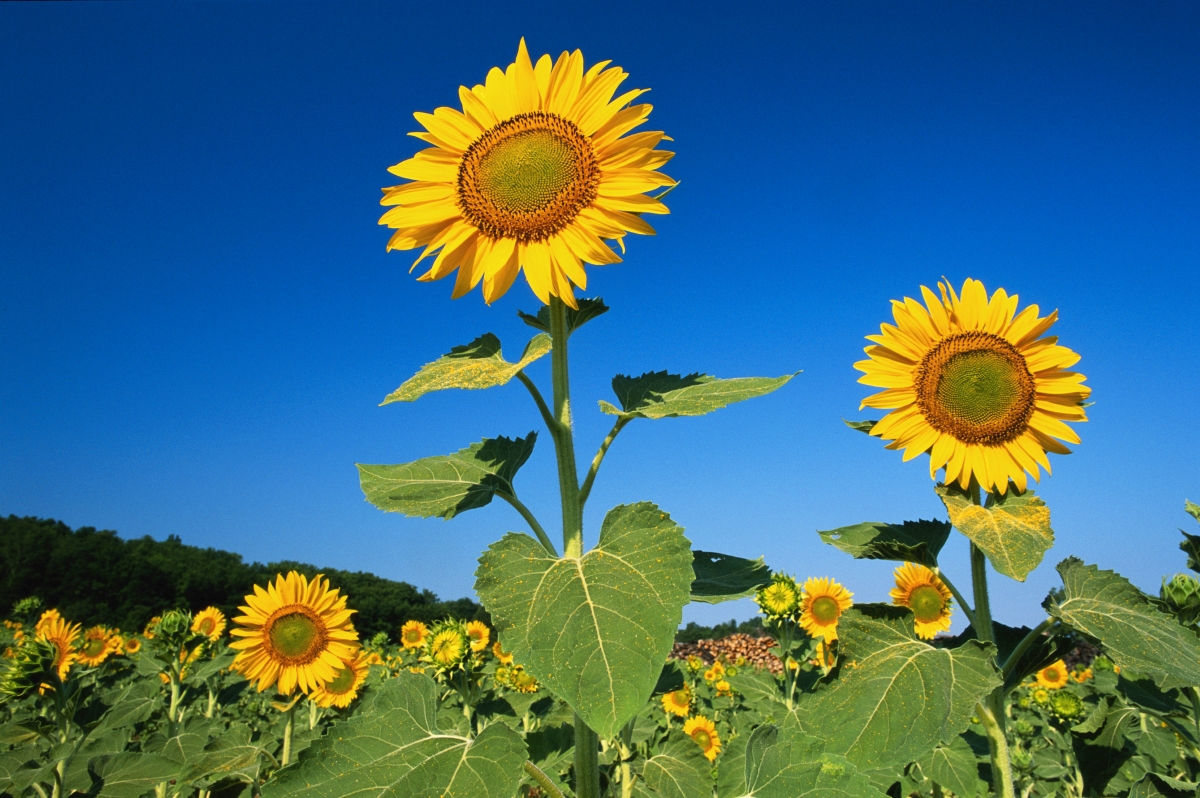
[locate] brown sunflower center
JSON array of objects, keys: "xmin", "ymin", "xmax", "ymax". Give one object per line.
[
  {"xmin": 457, "ymin": 111, "xmax": 599, "ymax": 243},
  {"xmin": 1043, "ymin": 667, "xmax": 1061, "ymax": 682},
  {"xmin": 908, "ymin": 585, "xmax": 946, "ymax": 623},
  {"xmin": 264, "ymin": 607, "xmax": 327, "ymax": 665},
  {"xmin": 82, "ymin": 636, "xmax": 107, "ymax": 657},
  {"xmin": 198, "ymin": 618, "xmax": 215, "ymax": 635},
  {"xmin": 669, "ymin": 690, "xmax": 689, "ymax": 708},
  {"xmin": 810, "ymin": 595, "xmax": 841, "ymax": 625},
  {"xmin": 324, "ymin": 663, "xmax": 356, "ymax": 695},
  {"xmin": 691, "ymin": 729, "xmax": 713, "ymax": 750},
  {"xmin": 914, "ymin": 331, "xmax": 1036, "ymax": 445},
  {"xmin": 404, "ymin": 629, "xmax": 422, "ymax": 643}
]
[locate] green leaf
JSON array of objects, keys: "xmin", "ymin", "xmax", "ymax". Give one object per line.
[
  {"xmin": 1186, "ymin": 500, "xmax": 1200, "ymax": 523},
  {"xmin": 936, "ymin": 484, "xmax": 1054, "ymax": 581},
  {"xmin": 691, "ymin": 550, "xmax": 772, "ymax": 604},
  {"xmin": 1129, "ymin": 773, "xmax": 1199, "ymax": 798},
  {"xmin": 735, "ymin": 721, "xmax": 887, "ymax": 797},
  {"xmin": 601, "ymin": 371, "xmax": 796, "ymax": 420},
  {"xmin": 842, "ymin": 419, "xmax": 877, "ymax": 434},
  {"xmin": 263, "ymin": 673, "xmax": 526, "ymax": 798},
  {"xmin": 88, "ymin": 753, "xmax": 183, "ymax": 798},
  {"xmin": 357, "ymin": 433, "xmax": 535, "ymax": 520},
  {"xmin": 183, "ymin": 725, "xmax": 264, "ymax": 787},
  {"xmin": 1047, "ymin": 558, "xmax": 1200, "ymax": 689},
  {"xmin": 381, "ymin": 333, "xmax": 551, "ymax": 405},
  {"xmin": 914, "ymin": 736, "xmax": 986, "ymax": 798},
  {"xmin": 518, "ymin": 297, "xmax": 610, "ymax": 337},
  {"xmin": 794, "ymin": 606, "xmax": 1001, "ymax": 771},
  {"xmin": 475, "ymin": 502, "xmax": 693, "ymax": 738},
  {"xmin": 641, "ymin": 736, "xmax": 713, "ymax": 798},
  {"xmin": 817, "ymin": 520, "xmax": 951, "ymax": 568},
  {"xmin": 91, "ymin": 679, "xmax": 162, "ymax": 736}
]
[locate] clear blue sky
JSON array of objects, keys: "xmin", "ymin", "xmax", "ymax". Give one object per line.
[{"xmin": 2, "ymin": 1, "xmax": 1197, "ymax": 632}]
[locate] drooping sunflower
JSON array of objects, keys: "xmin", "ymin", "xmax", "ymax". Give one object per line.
[
  {"xmin": 192, "ymin": 607, "xmax": 227, "ymax": 642},
  {"xmin": 1072, "ymin": 668, "xmax": 1093, "ymax": 683},
  {"xmin": 36, "ymin": 615, "xmax": 81, "ymax": 680},
  {"xmin": 683, "ymin": 715, "xmax": 722, "ymax": 762},
  {"xmin": 34, "ymin": 609, "xmax": 61, "ymax": 638},
  {"xmin": 492, "ymin": 640, "xmax": 514, "ymax": 665},
  {"xmin": 661, "ymin": 686, "xmax": 692, "ymax": 718},
  {"xmin": 229, "ymin": 572, "xmax": 360, "ymax": 695},
  {"xmin": 755, "ymin": 576, "xmax": 799, "ymax": 619},
  {"xmin": 309, "ymin": 652, "xmax": 369, "ymax": 709},
  {"xmin": 856, "ymin": 278, "xmax": 1090, "ymax": 495},
  {"xmin": 798, "ymin": 578, "xmax": 854, "ymax": 642},
  {"xmin": 1035, "ymin": 660, "xmax": 1070, "ymax": 689},
  {"xmin": 889, "ymin": 563, "xmax": 954, "ymax": 640},
  {"xmin": 379, "ymin": 39, "xmax": 675, "ymax": 307},
  {"xmin": 465, "ymin": 620, "xmax": 490, "ymax": 652},
  {"xmin": 400, "ymin": 620, "xmax": 429, "ymax": 650},
  {"xmin": 143, "ymin": 616, "xmax": 161, "ymax": 639},
  {"xmin": 76, "ymin": 626, "xmax": 114, "ymax": 667}
]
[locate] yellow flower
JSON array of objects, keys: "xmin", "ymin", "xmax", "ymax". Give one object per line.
[
  {"xmin": 704, "ymin": 661, "xmax": 726, "ymax": 682},
  {"xmin": 379, "ymin": 39, "xmax": 675, "ymax": 307},
  {"xmin": 756, "ymin": 578, "xmax": 799, "ymax": 618},
  {"xmin": 192, "ymin": 607, "xmax": 227, "ymax": 642},
  {"xmin": 890, "ymin": 563, "xmax": 954, "ymax": 640},
  {"xmin": 1031, "ymin": 687, "xmax": 1051, "ymax": 705},
  {"xmin": 492, "ymin": 640, "xmax": 514, "ymax": 665},
  {"xmin": 683, "ymin": 715, "xmax": 722, "ymax": 762},
  {"xmin": 408, "ymin": 665, "xmax": 427, "ymax": 675},
  {"xmin": 34, "ymin": 609, "xmax": 61, "ymax": 638},
  {"xmin": 856, "ymin": 278, "xmax": 1090, "ymax": 495},
  {"xmin": 798, "ymin": 578, "xmax": 853, "ymax": 642},
  {"xmin": 428, "ymin": 626, "xmax": 468, "ymax": 668},
  {"xmin": 229, "ymin": 572, "xmax": 360, "ymax": 695},
  {"xmin": 1072, "ymin": 668, "xmax": 1093, "ymax": 683},
  {"xmin": 786, "ymin": 657, "xmax": 799, "ymax": 672},
  {"xmin": 715, "ymin": 680, "xmax": 733, "ymax": 698},
  {"xmin": 366, "ymin": 652, "xmax": 383, "ymax": 666},
  {"xmin": 512, "ymin": 666, "xmax": 539, "ymax": 693},
  {"xmin": 76, "ymin": 626, "xmax": 114, "ymax": 667},
  {"xmin": 143, "ymin": 616, "xmax": 161, "ymax": 639},
  {"xmin": 661, "ymin": 686, "xmax": 692, "ymax": 717},
  {"xmin": 1035, "ymin": 660, "xmax": 1070, "ymax": 689},
  {"xmin": 36, "ymin": 615, "xmax": 80, "ymax": 680},
  {"xmin": 811, "ymin": 641, "xmax": 836, "ymax": 669},
  {"xmin": 400, "ymin": 620, "xmax": 428, "ymax": 650},
  {"xmin": 465, "ymin": 620, "xmax": 490, "ymax": 652},
  {"xmin": 310, "ymin": 652, "xmax": 370, "ymax": 709},
  {"xmin": 124, "ymin": 637, "xmax": 142, "ymax": 655},
  {"xmin": 685, "ymin": 655, "xmax": 703, "ymax": 673}
]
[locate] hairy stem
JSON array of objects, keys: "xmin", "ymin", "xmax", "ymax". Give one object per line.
[
  {"xmin": 280, "ymin": 702, "xmax": 295, "ymax": 767},
  {"xmin": 579, "ymin": 416, "xmax": 632, "ymax": 508},
  {"xmin": 498, "ymin": 490, "xmax": 558, "ymax": 557},
  {"xmin": 523, "ymin": 761, "xmax": 566, "ymax": 798}
]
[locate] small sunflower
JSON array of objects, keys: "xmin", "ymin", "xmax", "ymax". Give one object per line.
[
  {"xmin": 1072, "ymin": 668, "xmax": 1093, "ymax": 683},
  {"xmin": 683, "ymin": 715, "xmax": 722, "ymax": 762},
  {"xmin": 798, "ymin": 578, "xmax": 853, "ymax": 642},
  {"xmin": 427, "ymin": 623, "xmax": 469, "ymax": 669},
  {"xmin": 1050, "ymin": 690, "xmax": 1084, "ymax": 720},
  {"xmin": 465, "ymin": 620, "xmax": 490, "ymax": 652},
  {"xmin": 756, "ymin": 576, "xmax": 799, "ymax": 619},
  {"xmin": 512, "ymin": 666, "xmax": 539, "ymax": 693},
  {"xmin": 1031, "ymin": 687, "xmax": 1051, "ymax": 706},
  {"xmin": 124, "ymin": 637, "xmax": 142, "ymax": 655},
  {"xmin": 379, "ymin": 39, "xmax": 675, "ymax": 307},
  {"xmin": 889, "ymin": 563, "xmax": 954, "ymax": 640},
  {"xmin": 192, "ymin": 607, "xmax": 227, "ymax": 642},
  {"xmin": 366, "ymin": 651, "xmax": 384, "ymax": 666},
  {"xmin": 309, "ymin": 652, "xmax": 370, "ymax": 709},
  {"xmin": 685, "ymin": 655, "xmax": 703, "ymax": 673},
  {"xmin": 492, "ymin": 640, "xmax": 514, "ymax": 665},
  {"xmin": 400, "ymin": 620, "xmax": 429, "ymax": 650},
  {"xmin": 661, "ymin": 686, "xmax": 692, "ymax": 718},
  {"xmin": 704, "ymin": 661, "xmax": 725, "ymax": 682},
  {"xmin": 1035, "ymin": 660, "xmax": 1070, "ymax": 689},
  {"xmin": 36, "ymin": 615, "xmax": 80, "ymax": 680},
  {"xmin": 715, "ymin": 679, "xmax": 733, "ymax": 698},
  {"xmin": 143, "ymin": 616, "xmax": 161, "ymax": 639},
  {"xmin": 856, "ymin": 278, "xmax": 1090, "ymax": 495},
  {"xmin": 76, "ymin": 626, "xmax": 113, "ymax": 667},
  {"xmin": 229, "ymin": 572, "xmax": 360, "ymax": 695},
  {"xmin": 34, "ymin": 609, "xmax": 61, "ymax": 638}
]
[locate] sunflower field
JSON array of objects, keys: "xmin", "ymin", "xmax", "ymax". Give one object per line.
[{"xmin": 5, "ymin": 37, "xmax": 1200, "ymax": 798}]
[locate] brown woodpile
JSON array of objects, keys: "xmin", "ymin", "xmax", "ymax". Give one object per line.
[{"xmin": 670, "ymin": 632, "xmax": 783, "ymax": 674}]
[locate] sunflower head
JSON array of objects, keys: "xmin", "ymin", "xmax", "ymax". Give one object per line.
[
  {"xmin": 492, "ymin": 639, "xmax": 515, "ymax": 665},
  {"xmin": 310, "ymin": 652, "xmax": 369, "ymax": 709},
  {"xmin": 889, "ymin": 563, "xmax": 954, "ymax": 640},
  {"xmin": 77, "ymin": 626, "xmax": 113, "ymax": 667},
  {"xmin": 124, "ymin": 637, "xmax": 142, "ymax": 655},
  {"xmin": 512, "ymin": 666, "xmax": 539, "ymax": 693},
  {"xmin": 704, "ymin": 660, "xmax": 726, "ymax": 683},
  {"xmin": 143, "ymin": 616, "xmax": 161, "ymax": 639},
  {"xmin": 192, "ymin": 607, "xmax": 227, "ymax": 642},
  {"xmin": 34, "ymin": 609, "xmax": 61, "ymax": 638},
  {"xmin": 1050, "ymin": 690, "xmax": 1084, "ymax": 720},
  {"xmin": 685, "ymin": 655, "xmax": 703, "ymax": 673},
  {"xmin": 400, "ymin": 620, "xmax": 429, "ymax": 650},
  {"xmin": 1035, "ymin": 660, "xmax": 1070, "ymax": 689},
  {"xmin": 1031, "ymin": 687, "xmax": 1051, "ymax": 706},
  {"xmin": 856, "ymin": 278, "xmax": 1090, "ymax": 495},
  {"xmin": 229, "ymin": 571, "xmax": 360, "ymax": 695},
  {"xmin": 379, "ymin": 39, "xmax": 675, "ymax": 307},
  {"xmin": 755, "ymin": 575, "xmax": 799, "ymax": 620},
  {"xmin": 465, "ymin": 620, "xmax": 490, "ymax": 653},
  {"xmin": 0, "ymin": 639, "xmax": 60, "ymax": 700},
  {"xmin": 661, "ymin": 685, "xmax": 692, "ymax": 717},
  {"xmin": 35, "ymin": 615, "xmax": 81, "ymax": 680},
  {"xmin": 715, "ymin": 679, "xmax": 734, "ymax": 698},
  {"xmin": 683, "ymin": 715, "xmax": 722, "ymax": 762},
  {"xmin": 425, "ymin": 622, "xmax": 469, "ymax": 671},
  {"xmin": 798, "ymin": 578, "xmax": 853, "ymax": 642},
  {"xmin": 1072, "ymin": 667, "xmax": 1093, "ymax": 683}
]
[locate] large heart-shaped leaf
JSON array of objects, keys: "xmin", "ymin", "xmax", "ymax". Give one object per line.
[
  {"xmin": 1047, "ymin": 558, "xmax": 1200, "ymax": 688},
  {"xmin": 641, "ymin": 736, "xmax": 713, "ymax": 798},
  {"xmin": 475, "ymin": 502, "xmax": 693, "ymax": 738},
  {"xmin": 936, "ymin": 484, "xmax": 1054, "ymax": 581},
  {"xmin": 794, "ymin": 606, "xmax": 1000, "ymax": 772},
  {"xmin": 357, "ymin": 433, "xmax": 535, "ymax": 520},
  {"xmin": 599, "ymin": 371, "xmax": 796, "ymax": 419},
  {"xmin": 87, "ymin": 753, "xmax": 184, "ymax": 798},
  {"xmin": 263, "ymin": 673, "xmax": 526, "ymax": 798},
  {"xmin": 691, "ymin": 550, "xmax": 772, "ymax": 603},
  {"xmin": 913, "ymin": 736, "xmax": 987, "ymax": 798},
  {"xmin": 726, "ymin": 722, "xmax": 886, "ymax": 797},
  {"xmin": 381, "ymin": 333, "xmax": 551, "ymax": 405},
  {"xmin": 817, "ymin": 520, "xmax": 951, "ymax": 567}
]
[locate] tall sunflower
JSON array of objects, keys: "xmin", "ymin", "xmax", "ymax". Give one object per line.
[
  {"xmin": 379, "ymin": 39, "xmax": 675, "ymax": 307},
  {"xmin": 798, "ymin": 578, "xmax": 853, "ymax": 642},
  {"xmin": 309, "ymin": 652, "xmax": 369, "ymax": 709},
  {"xmin": 36, "ymin": 616, "xmax": 80, "ymax": 680},
  {"xmin": 229, "ymin": 572, "xmax": 360, "ymax": 695},
  {"xmin": 76, "ymin": 626, "xmax": 114, "ymax": 667},
  {"xmin": 683, "ymin": 715, "xmax": 722, "ymax": 762},
  {"xmin": 890, "ymin": 563, "xmax": 954, "ymax": 640},
  {"xmin": 856, "ymin": 278, "xmax": 1090, "ymax": 495},
  {"xmin": 192, "ymin": 607, "xmax": 227, "ymax": 642},
  {"xmin": 661, "ymin": 685, "xmax": 692, "ymax": 718},
  {"xmin": 400, "ymin": 620, "xmax": 429, "ymax": 650}
]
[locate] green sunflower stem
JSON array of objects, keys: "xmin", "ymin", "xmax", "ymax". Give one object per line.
[{"xmin": 281, "ymin": 701, "xmax": 296, "ymax": 767}]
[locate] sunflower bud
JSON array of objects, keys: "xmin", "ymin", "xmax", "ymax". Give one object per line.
[
  {"xmin": 1161, "ymin": 574, "xmax": 1200, "ymax": 622},
  {"xmin": 0, "ymin": 639, "xmax": 59, "ymax": 700}
]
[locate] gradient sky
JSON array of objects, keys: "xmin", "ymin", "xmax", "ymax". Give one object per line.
[{"xmin": 3, "ymin": 1, "xmax": 1198, "ymax": 633}]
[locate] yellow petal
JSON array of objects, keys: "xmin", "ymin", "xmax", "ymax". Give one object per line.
[{"xmin": 513, "ymin": 38, "xmax": 540, "ymax": 114}]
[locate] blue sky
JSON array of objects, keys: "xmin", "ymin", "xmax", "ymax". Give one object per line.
[{"xmin": 2, "ymin": 1, "xmax": 1197, "ymax": 632}]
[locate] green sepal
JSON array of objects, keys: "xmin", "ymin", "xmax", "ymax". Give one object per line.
[
  {"xmin": 843, "ymin": 419, "xmax": 877, "ymax": 434},
  {"xmin": 380, "ymin": 333, "xmax": 551, "ymax": 405},
  {"xmin": 729, "ymin": 719, "xmax": 888, "ymax": 797},
  {"xmin": 1047, "ymin": 558, "xmax": 1200, "ymax": 689},
  {"xmin": 518, "ymin": 297, "xmax": 609, "ymax": 337},
  {"xmin": 793, "ymin": 605, "xmax": 1001, "ymax": 772},
  {"xmin": 262, "ymin": 673, "xmax": 527, "ymax": 798},
  {"xmin": 690, "ymin": 550, "xmax": 772, "ymax": 604},
  {"xmin": 474, "ymin": 502, "xmax": 693, "ymax": 738},
  {"xmin": 936, "ymin": 483, "xmax": 1054, "ymax": 581},
  {"xmin": 601, "ymin": 371, "xmax": 797, "ymax": 420},
  {"xmin": 357, "ymin": 433, "xmax": 535, "ymax": 520},
  {"xmin": 817, "ymin": 519, "xmax": 950, "ymax": 567}
]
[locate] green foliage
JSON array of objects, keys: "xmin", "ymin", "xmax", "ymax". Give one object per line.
[
  {"xmin": 476, "ymin": 502, "xmax": 694, "ymax": 738},
  {"xmin": 599, "ymin": 371, "xmax": 796, "ymax": 419},
  {"xmin": 380, "ymin": 332, "xmax": 551, "ymax": 405},
  {"xmin": 357, "ymin": 433, "xmax": 536, "ymax": 520},
  {"xmin": 640, "ymin": 736, "xmax": 713, "ymax": 798},
  {"xmin": 730, "ymin": 721, "xmax": 887, "ymax": 797},
  {"xmin": 937, "ymin": 484, "xmax": 1055, "ymax": 581},
  {"xmin": 517, "ymin": 297, "xmax": 610, "ymax": 337},
  {"xmin": 817, "ymin": 519, "xmax": 951, "ymax": 568},
  {"xmin": 691, "ymin": 551, "xmax": 772, "ymax": 604}
]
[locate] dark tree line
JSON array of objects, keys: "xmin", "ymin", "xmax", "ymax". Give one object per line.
[{"xmin": 0, "ymin": 515, "xmax": 485, "ymax": 639}]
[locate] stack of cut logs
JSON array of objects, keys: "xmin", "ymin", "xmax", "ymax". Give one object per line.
[{"xmin": 670, "ymin": 633, "xmax": 782, "ymax": 674}]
